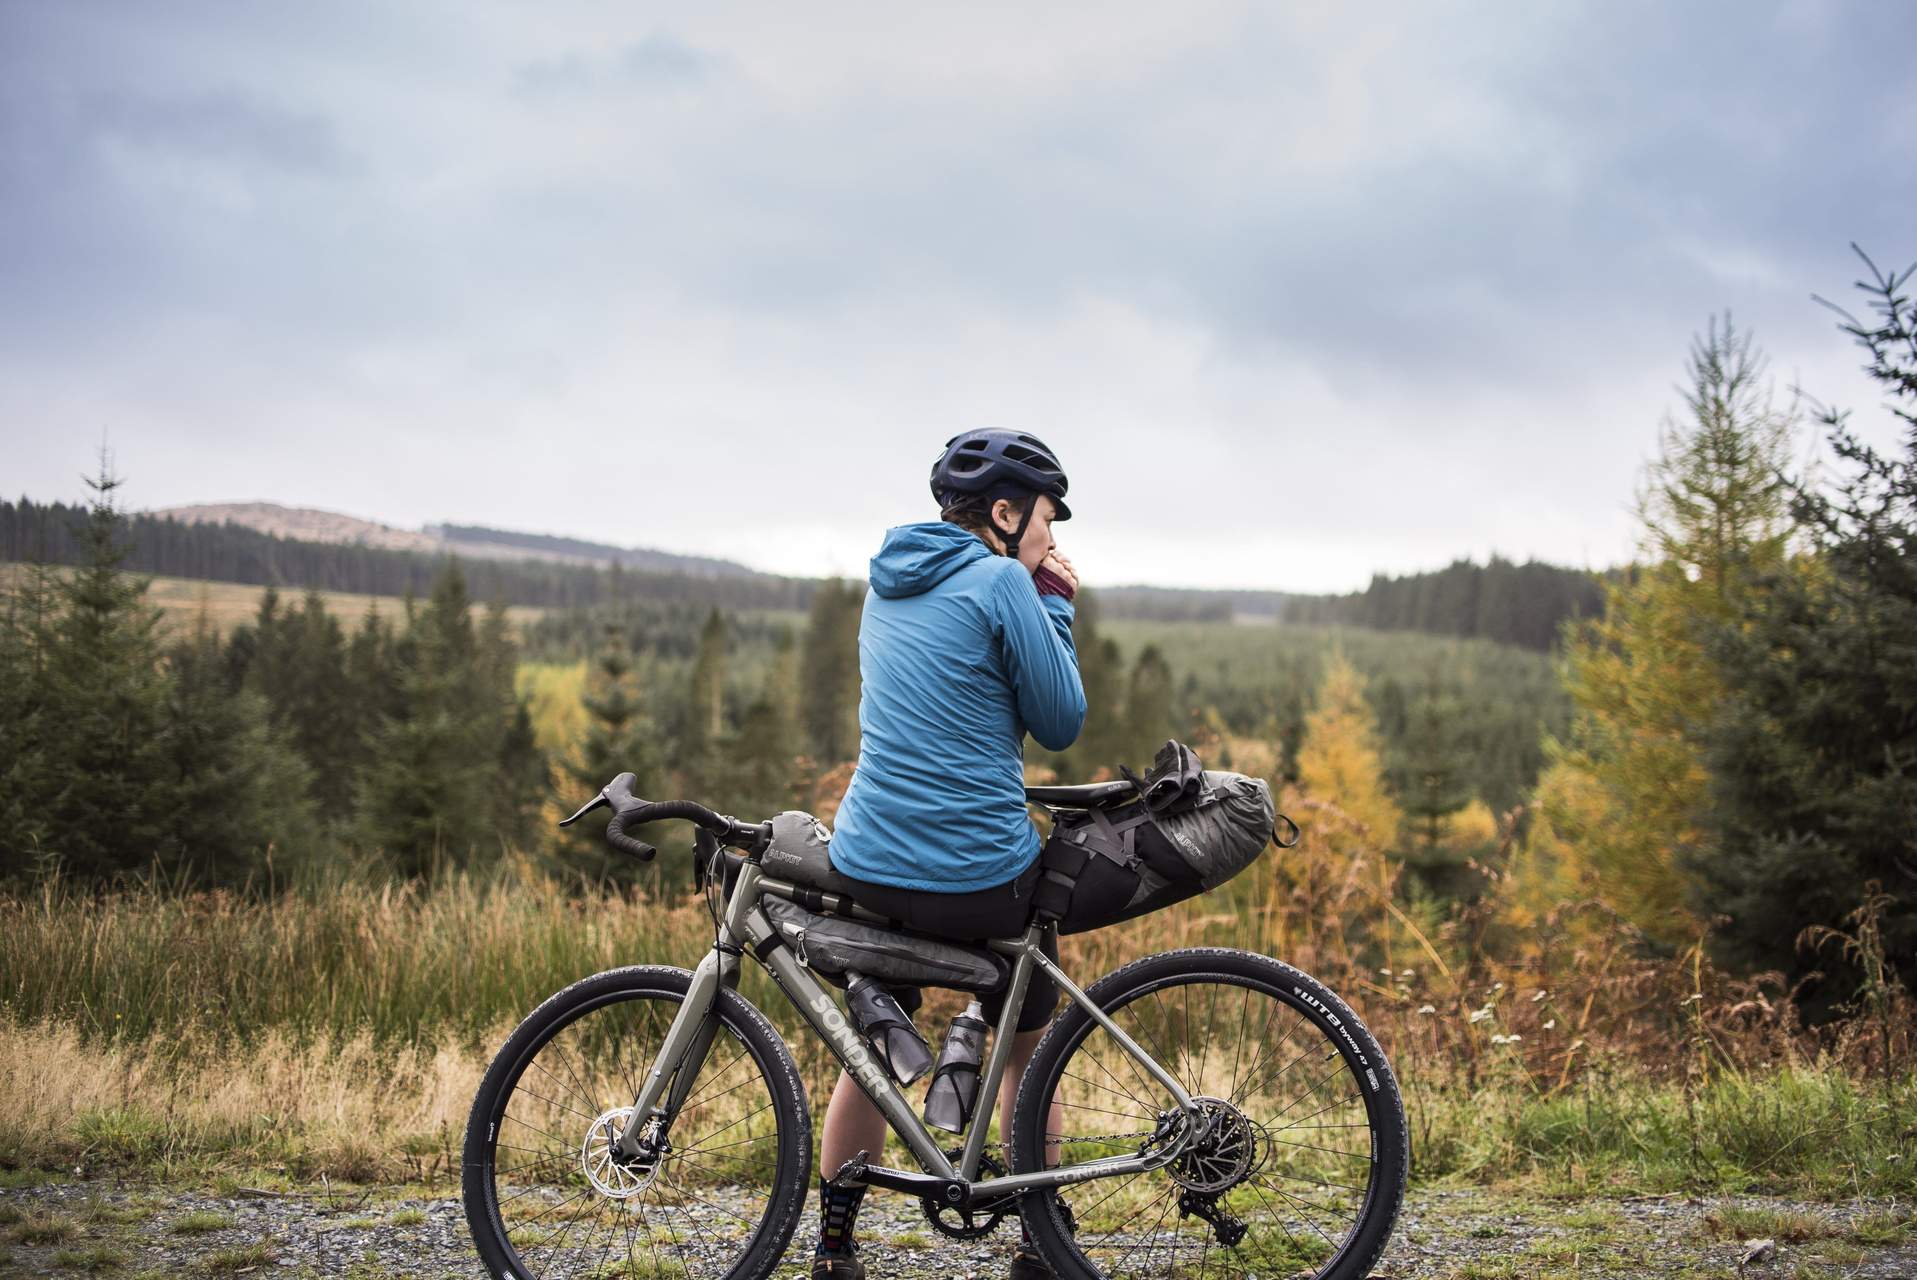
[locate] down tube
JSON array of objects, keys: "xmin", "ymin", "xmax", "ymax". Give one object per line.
[{"xmin": 740, "ymin": 912, "xmax": 956, "ymax": 1180}]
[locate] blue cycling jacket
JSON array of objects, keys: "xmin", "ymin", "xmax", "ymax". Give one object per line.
[{"xmin": 829, "ymin": 521, "xmax": 1087, "ymax": 892}]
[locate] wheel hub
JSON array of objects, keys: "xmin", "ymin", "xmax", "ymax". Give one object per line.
[
  {"xmin": 1169, "ymin": 1096, "xmax": 1263, "ymax": 1194},
  {"xmin": 581, "ymin": 1107, "xmax": 660, "ymax": 1199}
]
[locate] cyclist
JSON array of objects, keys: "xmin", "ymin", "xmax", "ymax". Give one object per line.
[{"xmin": 811, "ymin": 429, "xmax": 1086, "ymax": 1280}]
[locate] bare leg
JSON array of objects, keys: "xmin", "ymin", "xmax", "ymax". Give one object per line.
[
  {"xmin": 999, "ymin": 1027, "xmax": 1064, "ymax": 1165},
  {"xmin": 819, "ymin": 1069, "xmax": 890, "ymax": 1177}
]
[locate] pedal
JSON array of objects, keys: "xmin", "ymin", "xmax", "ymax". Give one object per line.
[{"xmin": 829, "ymin": 1150, "xmax": 870, "ymax": 1188}]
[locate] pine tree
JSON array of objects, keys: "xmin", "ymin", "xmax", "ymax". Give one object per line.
[
  {"xmin": 30, "ymin": 462, "xmax": 177, "ymax": 878},
  {"xmin": 682, "ymin": 608, "xmax": 729, "ymax": 796},
  {"xmin": 0, "ymin": 560, "xmax": 61, "ymax": 874},
  {"xmin": 356, "ymin": 564, "xmax": 532, "ymax": 874},
  {"xmin": 1122, "ymin": 645, "xmax": 1174, "ymax": 768},
  {"xmin": 1057, "ymin": 590, "xmax": 1126, "ymax": 779},
  {"xmin": 159, "ymin": 619, "xmax": 316, "ymax": 885},
  {"xmin": 729, "ymin": 627, "xmax": 801, "ymax": 820},
  {"xmin": 562, "ymin": 624, "xmax": 666, "ymax": 884},
  {"xmin": 1546, "ymin": 317, "xmax": 1797, "ymax": 944},
  {"xmin": 1697, "ymin": 249, "xmax": 1917, "ymax": 993},
  {"xmin": 1296, "ymin": 653, "xmax": 1403, "ymax": 851},
  {"xmin": 1389, "ymin": 676, "xmax": 1476, "ymax": 894},
  {"xmin": 799, "ymin": 579, "xmax": 862, "ymax": 766}
]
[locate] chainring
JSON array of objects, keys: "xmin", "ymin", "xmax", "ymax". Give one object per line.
[{"xmin": 922, "ymin": 1150, "xmax": 1016, "ymax": 1240}]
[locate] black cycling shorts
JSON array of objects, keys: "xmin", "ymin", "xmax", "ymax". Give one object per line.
[{"xmin": 838, "ymin": 855, "xmax": 1060, "ymax": 1034}]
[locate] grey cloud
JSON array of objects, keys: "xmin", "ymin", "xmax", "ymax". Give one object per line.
[
  {"xmin": 80, "ymin": 90, "xmax": 350, "ymax": 175},
  {"xmin": 514, "ymin": 31, "xmax": 717, "ymax": 97},
  {"xmin": 622, "ymin": 32, "xmax": 713, "ymax": 84},
  {"xmin": 1, "ymin": 1, "xmax": 1912, "ymax": 589}
]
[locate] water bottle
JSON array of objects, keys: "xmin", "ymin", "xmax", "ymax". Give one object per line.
[
  {"xmin": 923, "ymin": 1001, "xmax": 990, "ymax": 1133},
  {"xmin": 845, "ymin": 975, "xmax": 934, "ymax": 1085}
]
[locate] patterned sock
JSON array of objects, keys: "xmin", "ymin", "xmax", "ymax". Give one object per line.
[{"xmin": 816, "ymin": 1177, "xmax": 867, "ymax": 1258}]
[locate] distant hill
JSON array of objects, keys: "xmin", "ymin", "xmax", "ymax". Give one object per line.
[
  {"xmin": 7, "ymin": 498, "xmax": 1606, "ymax": 649},
  {"xmin": 155, "ymin": 503, "xmax": 757, "ymax": 576},
  {"xmin": 428, "ymin": 523, "xmax": 753, "ymax": 577}
]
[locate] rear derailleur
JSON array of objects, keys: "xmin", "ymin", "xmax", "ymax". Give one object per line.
[{"xmin": 1177, "ymin": 1190, "xmax": 1248, "ymax": 1248}]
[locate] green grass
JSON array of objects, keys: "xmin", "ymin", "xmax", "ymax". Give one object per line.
[
  {"xmin": 386, "ymin": 1207, "xmax": 426, "ymax": 1227},
  {"xmin": 1409, "ymin": 1067, "xmax": 1917, "ymax": 1197},
  {"xmin": 53, "ymin": 1244, "xmax": 129, "ymax": 1271},
  {"xmin": 8, "ymin": 1210, "xmax": 78, "ymax": 1244},
  {"xmin": 200, "ymin": 1241, "xmax": 275, "ymax": 1272},
  {"xmin": 79, "ymin": 1198, "xmax": 154, "ymax": 1226},
  {"xmin": 1850, "ymin": 1210, "xmax": 1915, "ymax": 1245},
  {"xmin": 167, "ymin": 1210, "xmax": 235, "ymax": 1235},
  {"xmin": 1699, "ymin": 1205, "xmax": 1835, "ymax": 1243}
]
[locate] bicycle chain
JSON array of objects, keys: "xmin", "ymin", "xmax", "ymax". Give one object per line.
[{"xmin": 1043, "ymin": 1129, "xmax": 1158, "ymax": 1146}]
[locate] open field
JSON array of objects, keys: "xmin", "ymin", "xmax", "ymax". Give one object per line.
[{"xmin": 0, "ymin": 564, "xmax": 546, "ymax": 636}]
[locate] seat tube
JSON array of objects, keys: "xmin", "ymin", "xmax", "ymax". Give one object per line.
[{"xmin": 959, "ymin": 927, "xmax": 1040, "ymax": 1179}]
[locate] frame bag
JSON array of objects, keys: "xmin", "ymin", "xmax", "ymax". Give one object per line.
[
  {"xmin": 761, "ymin": 896, "xmax": 1008, "ymax": 993},
  {"xmin": 1036, "ymin": 762, "xmax": 1292, "ymax": 935}
]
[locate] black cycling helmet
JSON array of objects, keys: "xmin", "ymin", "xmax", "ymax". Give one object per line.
[{"xmin": 930, "ymin": 430, "xmax": 1071, "ymax": 520}]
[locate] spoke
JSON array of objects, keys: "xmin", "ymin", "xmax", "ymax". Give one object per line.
[
  {"xmin": 1227, "ymin": 1005, "xmax": 1310, "ymax": 1106},
  {"xmin": 677, "ymin": 1046, "xmax": 750, "ymax": 1111},
  {"xmin": 514, "ymin": 1076, "xmax": 601, "ymax": 1127},
  {"xmin": 502, "ymin": 1109, "xmax": 575, "ymax": 1149},
  {"xmin": 534, "ymin": 1041, "xmax": 603, "ymax": 1121},
  {"xmin": 674, "ymin": 1065, "xmax": 764, "ymax": 1117},
  {"xmin": 671, "ymin": 1100, "xmax": 773, "ymax": 1158},
  {"xmin": 1253, "ymin": 1174, "xmax": 1353, "ymax": 1230},
  {"xmin": 1196, "ymin": 978, "xmax": 1218, "ymax": 1092},
  {"xmin": 1269, "ymin": 1133, "xmax": 1370, "ymax": 1162},
  {"xmin": 1270, "ymin": 1061, "xmax": 1353, "ymax": 1122},
  {"xmin": 1068, "ymin": 1050, "xmax": 1158, "ymax": 1118},
  {"xmin": 1224, "ymin": 992, "xmax": 1288, "ymax": 1106},
  {"xmin": 1079, "ymin": 1182, "xmax": 1171, "ymax": 1260},
  {"xmin": 675, "ymin": 1129, "xmax": 778, "ymax": 1158},
  {"xmin": 1274, "ymin": 1091, "xmax": 1365, "ymax": 1131},
  {"xmin": 1055, "ymin": 1097, "xmax": 1155, "ymax": 1125},
  {"xmin": 1245, "ymin": 1174, "xmax": 1325, "ymax": 1261},
  {"xmin": 1226, "ymin": 984, "xmax": 1252, "ymax": 1101}
]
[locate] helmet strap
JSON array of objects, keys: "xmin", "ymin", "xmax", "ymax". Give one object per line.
[{"xmin": 991, "ymin": 492, "xmax": 1041, "ymax": 558}]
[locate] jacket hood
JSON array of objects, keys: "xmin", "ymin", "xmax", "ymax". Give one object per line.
[{"xmin": 868, "ymin": 521, "xmax": 994, "ymax": 599}]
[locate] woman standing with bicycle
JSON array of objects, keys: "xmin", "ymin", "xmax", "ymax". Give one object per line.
[
  {"xmin": 461, "ymin": 429, "xmax": 1410, "ymax": 1280},
  {"xmin": 813, "ymin": 429, "xmax": 1085, "ymax": 1280}
]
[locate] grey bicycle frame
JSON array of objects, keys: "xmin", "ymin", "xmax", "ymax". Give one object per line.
[{"xmin": 614, "ymin": 856, "xmax": 1203, "ymax": 1200}]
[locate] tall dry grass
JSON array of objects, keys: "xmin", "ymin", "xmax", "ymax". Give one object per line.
[{"xmin": 4, "ymin": 818, "xmax": 1913, "ymax": 1192}]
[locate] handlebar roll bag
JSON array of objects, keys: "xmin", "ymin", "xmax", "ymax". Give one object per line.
[{"xmin": 1040, "ymin": 770, "xmax": 1279, "ymax": 935}]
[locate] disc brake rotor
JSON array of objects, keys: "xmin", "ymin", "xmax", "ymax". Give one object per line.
[
  {"xmin": 581, "ymin": 1107, "xmax": 660, "ymax": 1200},
  {"xmin": 1169, "ymin": 1096, "xmax": 1264, "ymax": 1194}
]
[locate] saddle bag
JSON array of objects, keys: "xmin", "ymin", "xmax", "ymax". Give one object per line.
[
  {"xmin": 761, "ymin": 896, "xmax": 1009, "ymax": 993},
  {"xmin": 1034, "ymin": 748, "xmax": 1292, "ymax": 935}
]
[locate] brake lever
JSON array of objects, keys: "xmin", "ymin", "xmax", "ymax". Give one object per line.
[
  {"xmin": 558, "ymin": 792, "xmax": 610, "ymax": 828},
  {"xmin": 557, "ymin": 771, "xmax": 645, "ymax": 828}
]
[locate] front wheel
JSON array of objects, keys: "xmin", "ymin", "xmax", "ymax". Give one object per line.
[
  {"xmin": 462, "ymin": 965, "xmax": 813, "ymax": 1280},
  {"xmin": 1010, "ymin": 948, "xmax": 1408, "ymax": 1280}
]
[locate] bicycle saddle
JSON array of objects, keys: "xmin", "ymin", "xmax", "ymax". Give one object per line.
[{"xmin": 1023, "ymin": 780, "xmax": 1136, "ymax": 808}]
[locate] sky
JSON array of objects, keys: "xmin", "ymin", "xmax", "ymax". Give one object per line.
[{"xmin": 2, "ymin": 2, "xmax": 1913, "ymax": 592}]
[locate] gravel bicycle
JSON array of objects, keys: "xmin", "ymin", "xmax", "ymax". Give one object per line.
[{"xmin": 462, "ymin": 773, "xmax": 1408, "ymax": 1280}]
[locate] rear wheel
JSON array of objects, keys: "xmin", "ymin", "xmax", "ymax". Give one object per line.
[
  {"xmin": 462, "ymin": 965, "xmax": 812, "ymax": 1280},
  {"xmin": 1010, "ymin": 948, "xmax": 1407, "ymax": 1280}
]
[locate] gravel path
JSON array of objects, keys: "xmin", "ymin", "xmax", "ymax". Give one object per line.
[{"xmin": 2, "ymin": 1176, "xmax": 1911, "ymax": 1277}]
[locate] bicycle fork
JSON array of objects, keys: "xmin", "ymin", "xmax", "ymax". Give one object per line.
[{"xmin": 613, "ymin": 947, "xmax": 734, "ymax": 1160}]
